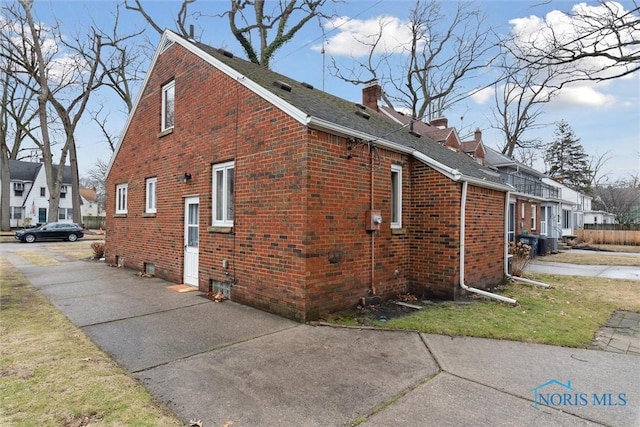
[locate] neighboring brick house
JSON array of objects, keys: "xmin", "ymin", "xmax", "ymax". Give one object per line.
[
  {"xmin": 483, "ymin": 147, "xmax": 563, "ymax": 246},
  {"xmin": 106, "ymin": 30, "xmax": 511, "ymax": 321}
]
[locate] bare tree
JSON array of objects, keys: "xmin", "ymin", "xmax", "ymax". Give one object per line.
[
  {"xmin": 80, "ymin": 158, "xmax": 108, "ymax": 213},
  {"xmin": 329, "ymin": 0, "xmax": 496, "ymax": 121},
  {"xmin": 125, "ymin": 0, "xmax": 336, "ymax": 69},
  {"xmin": 0, "ymin": 11, "xmax": 43, "ymax": 230},
  {"xmin": 587, "ymin": 150, "xmax": 612, "ymax": 188},
  {"xmin": 90, "ymin": 4, "xmax": 146, "ymax": 154},
  {"xmin": 491, "ymin": 55, "xmax": 561, "ymax": 158},
  {"xmin": 510, "ymin": 1, "xmax": 640, "ymax": 85},
  {"xmin": 594, "ymin": 175, "xmax": 640, "ymax": 225},
  {"xmin": 5, "ymin": 0, "xmax": 139, "ymax": 225}
]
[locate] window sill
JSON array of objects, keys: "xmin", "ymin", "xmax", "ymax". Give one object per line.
[
  {"xmin": 142, "ymin": 213, "xmax": 157, "ymax": 218},
  {"xmin": 391, "ymin": 227, "xmax": 406, "ymax": 235},
  {"xmin": 207, "ymin": 226, "xmax": 233, "ymax": 234},
  {"xmin": 158, "ymin": 128, "xmax": 174, "ymax": 138},
  {"xmin": 113, "ymin": 213, "xmax": 128, "ymax": 218}
]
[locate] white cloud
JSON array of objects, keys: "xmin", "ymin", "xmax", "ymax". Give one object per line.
[
  {"xmin": 470, "ymin": 86, "xmax": 494, "ymax": 105},
  {"xmin": 313, "ymin": 15, "xmax": 416, "ymax": 57},
  {"xmin": 550, "ymin": 84, "xmax": 616, "ymax": 109}
]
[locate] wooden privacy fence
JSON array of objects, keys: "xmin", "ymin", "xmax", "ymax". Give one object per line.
[
  {"xmin": 574, "ymin": 229, "xmax": 640, "ymax": 246},
  {"xmin": 82, "ymin": 216, "xmax": 106, "ymax": 230}
]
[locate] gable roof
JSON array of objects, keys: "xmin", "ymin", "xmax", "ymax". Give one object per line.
[
  {"xmin": 79, "ymin": 187, "xmax": 98, "ymax": 202},
  {"xmin": 2, "ymin": 160, "xmax": 42, "ymax": 182},
  {"xmin": 113, "ymin": 30, "xmax": 508, "ymax": 192},
  {"xmin": 484, "ymin": 146, "xmax": 547, "ymax": 179},
  {"xmin": 379, "ymin": 106, "xmax": 459, "ymax": 145},
  {"xmin": 0, "ymin": 159, "xmax": 72, "ymax": 184}
]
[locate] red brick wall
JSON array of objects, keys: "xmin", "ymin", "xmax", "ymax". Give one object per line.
[
  {"xmin": 301, "ymin": 133, "xmax": 412, "ymax": 318},
  {"xmin": 464, "ymin": 185, "xmax": 507, "ymax": 288},
  {"xmin": 406, "ymin": 163, "xmax": 461, "ymax": 299},
  {"xmin": 106, "ymin": 41, "xmax": 507, "ymax": 321},
  {"xmin": 514, "ymin": 198, "xmax": 539, "ymax": 235}
]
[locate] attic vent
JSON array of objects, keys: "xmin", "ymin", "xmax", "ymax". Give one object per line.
[
  {"xmin": 301, "ymin": 82, "xmax": 314, "ymax": 89},
  {"xmin": 355, "ymin": 103, "xmax": 366, "ymax": 110},
  {"xmin": 217, "ymin": 48, "xmax": 234, "ymax": 58},
  {"xmin": 160, "ymin": 38, "xmax": 175, "ymax": 53},
  {"xmin": 355, "ymin": 110, "xmax": 370, "ymax": 120},
  {"xmin": 273, "ymin": 80, "xmax": 292, "ymax": 92}
]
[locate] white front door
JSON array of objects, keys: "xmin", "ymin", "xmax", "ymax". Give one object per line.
[{"xmin": 183, "ymin": 197, "xmax": 199, "ymax": 286}]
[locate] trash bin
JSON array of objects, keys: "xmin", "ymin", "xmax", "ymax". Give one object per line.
[
  {"xmin": 538, "ymin": 235, "xmax": 549, "ymax": 256},
  {"xmin": 516, "ymin": 234, "xmax": 538, "ymax": 258}
]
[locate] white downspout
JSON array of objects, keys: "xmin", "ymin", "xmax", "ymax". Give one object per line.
[
  {"xmin": 504, "ymin": 190, "xmax": 550, "ymax": 288},
  {"xmin": 459, "ymin": 181, "xmax": 518, "ymax": 304}
]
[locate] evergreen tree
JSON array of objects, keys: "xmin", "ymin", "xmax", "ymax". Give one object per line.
[{"xmin": 544, "ymin": 120, "xmax": 593, "ymax": 194}]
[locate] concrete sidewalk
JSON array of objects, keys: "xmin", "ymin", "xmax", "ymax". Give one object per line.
[
  {"xmin": 4, "ymin": 248, "xmax": 639, "ymax": 426},
  {"xmin": 526, "ymin": 260, "xmax": 640, "ymax": 280}
]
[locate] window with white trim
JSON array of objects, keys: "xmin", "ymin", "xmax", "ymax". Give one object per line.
[
  {"xmin": 161, "ymin": 80, "xmax": 175, "ymax": 131},
  {"xmin": 530, "ymin": 205, "xmax": 537, "ymax": 230},
  {"xmin": 145, "ymin": 177, "xmax": 157, "ymax": 213},
  {"xmin": 213, "ymin": 162, "xmax": 234, "ymax": 226},
  {"xmin": 562, "ymin": 209, "xmax": 571, "ymax": 229},
  {"xmin": 391, "ymin": 164, "xmax": 402, "ymax": 229},
  {"xmin": 116, "ymin": 183, "xmax": 128, "ymax": 214},
  {"xmin": 58, "ymin": 208, "xmax": 73, "ymax": 220},
  {"xmin": 11, "ymin": 206, "xmax": 23, "ymax": 220}
]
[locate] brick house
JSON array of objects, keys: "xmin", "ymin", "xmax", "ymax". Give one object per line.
[{"xmin": 105, "ymin": 30, "xmax": 511, "ymax": 321}]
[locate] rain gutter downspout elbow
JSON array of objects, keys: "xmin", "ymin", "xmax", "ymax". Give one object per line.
[{"xmin": 459, "ymin": 181, "xmax": 518, "ymax": 305}]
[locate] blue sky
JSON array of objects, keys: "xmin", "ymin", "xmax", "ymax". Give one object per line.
[{"xmin": 24, "ymin": 0, "xmax": 640, "ymax": 182}]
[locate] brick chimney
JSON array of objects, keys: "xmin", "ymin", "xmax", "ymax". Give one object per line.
[
  {"xmin": 430, "ymin": 117, "xmax": 448, "ymax": 128},
  {"xmin": 474, "ymin": 128, "xmax": 482, "ymax": 142},
  {"xmin": 362, "ymin": 80, "xmax": 381, "ymax": 111}
]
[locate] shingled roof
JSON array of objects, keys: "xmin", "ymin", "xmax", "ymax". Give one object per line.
[
  {"xmin": 127, "ymin": 31, "xmax": 508, "ymax": 190},
  {"xmin": 2, "ymin": 160, "xmax": 42, "ymax": 181}
]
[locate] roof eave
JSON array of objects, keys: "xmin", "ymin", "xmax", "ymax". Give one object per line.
[{"xmin": 308, "ymin": 116, "xmax": 509, "ymax": 192}]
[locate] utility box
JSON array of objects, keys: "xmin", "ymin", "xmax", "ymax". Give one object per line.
[{"xmin": 366, "ymin": 210, "xmax": 382, "ymax": 231}]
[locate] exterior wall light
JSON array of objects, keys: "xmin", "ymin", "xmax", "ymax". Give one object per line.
[{"xmin": 183, "ymin": 172, "xmax": 192, "ymax": 183}]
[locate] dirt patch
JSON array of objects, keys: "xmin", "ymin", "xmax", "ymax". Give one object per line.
[
  {"xmin": 324, "ymin": 293, "xmax": 478, "ymax": 325},
  {"xmin": 63, "ymin": 414, "xmax": 103, "ymax": 427}
]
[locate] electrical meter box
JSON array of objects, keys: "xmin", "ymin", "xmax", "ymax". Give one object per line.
[{"xmin": 366, "ymin": 210, "xmax": 382, "ymax": 231}]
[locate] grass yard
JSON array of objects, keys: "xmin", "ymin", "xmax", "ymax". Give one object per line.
[
  {"xmin": 0, "ymin": 257, "xmax": 183, "ymax": 427},
  {"xmin": 331, "ymin": 274, "xmax": 640, "ymax": 348},
  {"xmin": 543, "ymin": 251, "xmax": 640, "ymax": 266}
]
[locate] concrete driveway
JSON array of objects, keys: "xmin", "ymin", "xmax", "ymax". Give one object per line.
[{"xmin": 2, "ymin": 241, "xmax": 639, "ymax": 426}]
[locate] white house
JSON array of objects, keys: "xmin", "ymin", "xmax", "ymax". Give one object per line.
[
  {"xmin": 79, "ymin": 187, "xmax": 103, "ymax": 217},
  {"xmin": 0, "ymin": 160, "xmax": 75, "ymax": 228}
]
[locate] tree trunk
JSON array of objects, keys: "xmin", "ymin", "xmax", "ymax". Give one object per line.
[
  {"xmin": 69, "ymin": 140, "xmax": 82, "ymax": 225},
  {"xmin": 0, "ymin": 149, "xmax": 10, "ymax": 231}
]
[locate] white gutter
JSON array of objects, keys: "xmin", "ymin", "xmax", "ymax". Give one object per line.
[
  {"xmin": 308, "ymin": 117, "xmax": 513, "ymax": 193},
  {"xmin": 503, "ymin": 190, "xmax": 551, "ymax": 288},
  {"xmin": 459, "ymin": 181, "xmax": 518, "ymax": 305}
]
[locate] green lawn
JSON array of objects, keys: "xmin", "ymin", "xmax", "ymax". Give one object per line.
[
  {"xmin": 332, "ymin": 274, "xmax": 640, "ymax": 348},
  {"xmin": 0, "ymin": 257, "xmax": 184, "ymax": 427}
]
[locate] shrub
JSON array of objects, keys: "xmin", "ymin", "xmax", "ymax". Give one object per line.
[
  {"xmin": 509, "ymin": 241, "xmax": 532, "ymax": 276},
  {"xmin": 90, "ymin": 242, "xmax": 105, "ymax": 259}
]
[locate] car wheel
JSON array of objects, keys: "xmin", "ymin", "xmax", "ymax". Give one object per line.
[
  {"xmin": 68, "ymin": 233, "xmax": 78, "ymax": 242},
  {"xmin": 24, "ymin": 234, "xmax": 36, "ymax": 243}
]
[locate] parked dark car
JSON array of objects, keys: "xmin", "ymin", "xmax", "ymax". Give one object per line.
[{"xmin": 15, "ymin": 222, "xmax": 84, "ymax": 243}]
